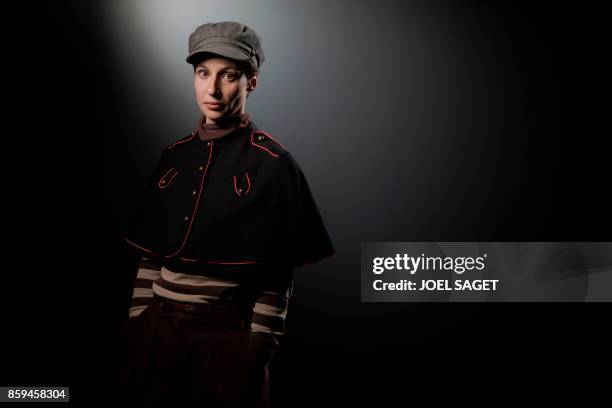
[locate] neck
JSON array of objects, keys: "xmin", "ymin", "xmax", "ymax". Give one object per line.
[{"xmin": 205, "ymin": 108, "xmax": 244, "ymax": 128}]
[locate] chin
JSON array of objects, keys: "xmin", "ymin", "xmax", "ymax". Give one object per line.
[{"xmin": 202, "ymin": 109, "xmax": 225, "ymax": 120}]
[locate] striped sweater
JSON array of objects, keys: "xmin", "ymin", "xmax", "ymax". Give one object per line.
[{"xmin": 130, "ymin": 256, "xmax": 293, "ymax": 365}]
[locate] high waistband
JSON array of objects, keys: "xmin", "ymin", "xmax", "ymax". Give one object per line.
[{"xmin": 151, "ymin": 294, "xmax": 251, "ymax": 330}]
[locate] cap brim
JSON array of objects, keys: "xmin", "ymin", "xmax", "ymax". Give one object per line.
[{"xmin": 186, "ymin": 44, "xmax": 251, "ymax": 64}]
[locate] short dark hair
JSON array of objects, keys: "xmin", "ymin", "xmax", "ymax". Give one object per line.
[
  {"xmin": 191, "ymin": 53, "xmax": 258, "ymax": 79},
  {"xmin": 235, "ymin": 59, "xmax": 258, "ymax": 79}
]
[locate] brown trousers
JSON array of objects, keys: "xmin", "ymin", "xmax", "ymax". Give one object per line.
[{"xmin": 119, "ymin": 295, "xmax": 270, "ymax": 407}]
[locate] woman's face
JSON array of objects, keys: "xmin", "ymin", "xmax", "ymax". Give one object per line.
[{"xmin": 194, "ymin": 57, "xmax": 257, "ymax": 124}]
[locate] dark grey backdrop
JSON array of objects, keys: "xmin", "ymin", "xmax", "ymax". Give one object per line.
[{"xmin": 3, "ymin": 0, "xmax": 610, "ymax": 406}]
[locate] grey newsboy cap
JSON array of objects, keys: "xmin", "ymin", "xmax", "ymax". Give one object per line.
[{"xmin": 186, "ymin": 21, "xmax": 265, "ymax": 72}]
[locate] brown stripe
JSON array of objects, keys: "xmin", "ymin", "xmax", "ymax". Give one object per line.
[
  {"xmin": 131, "ymin": 297, "xmax": 154, "ymax": 307},
  {"xmin": 153, "ymin": 277, "xmax": 233, "ymax": 297},
  {"xmin": 252, "ymin": 313, "xmax": 285, "ymax": 333},
  {"xmin": 135, "ymin": 278, "xmax": 155, "ymax": 289},
  {"xmin": 254, "ymin": 293, "xmax": 288, "ymax": 307},
  {"xmin": 251, "ymin": 331, "xmax": 281, "ymax": 348},
  {"xmin": 139, "ymin": 258, "xmax": 162, "ymax": 271}
]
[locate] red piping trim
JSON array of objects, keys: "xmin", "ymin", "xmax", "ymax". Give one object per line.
[
  {"xmin": 164, "ymin": 139, "xmax": 214, "ymax": 258},
  {"xmin": 166, "ymin": 130, "xmax": 197, "ymax": 150},
  {"xmin": 256, "ymin": 130, "xmax": 288, "ymax": 150},
  {"xmin": 126, "ymin": 236, "xmax": 318, "ymax": 267},
  {"xmin": 233, "ymin": 175, "xmax": 239, "ymax": 195},
  {"xmin": 124, "ymin": 237, "xmax": 162, "ymax": 257},
  {"xmin": 158, "ymin": 168, "xmax": 178, "ymax": 189},
  {"xmin": 125, "ymin": 239, "xmax": 263, "ymax": 265},
  {"xmin": 245, "ymin": 172, "xmax": 251, "ymax": 194},
  {"xmin": 250, "ymin": 127, "xmax": 286, "ymax": 157},
  {"xmin": 179, "ymin": 257, "xmax": 262, "ymax": 264},
  {"xmin": 233, "ymin": 171, "xmax": 251, "ymax": 196}
]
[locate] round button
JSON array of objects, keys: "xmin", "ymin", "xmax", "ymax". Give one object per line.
[
  {"xmin": 257, "ymin": 135, "xmax": 265, "ymax": 141},
  {"xmin": 237, "ymin": 188, "xmax": 243, "ymax": 194},
  {"xmin": 192, "ymin": 190, "xmax": 197, "ymax": 195},
  {"xmin": 184, "ymin": 216, "xmax": 189, "ymax": 221},
  {"xmin": 198, "ymin": 166, "xmax": 204, "ymax": 172},
  {"xmin": 206, "ymin": 141, "xmax": 211, "ymax": 147}
]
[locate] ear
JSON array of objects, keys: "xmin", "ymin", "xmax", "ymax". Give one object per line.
[{"xmin": 246, "ymin": 75, "xmax": 258, "ymax": 93}]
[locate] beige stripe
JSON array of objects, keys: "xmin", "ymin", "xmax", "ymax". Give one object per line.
[
  {"xmin": 253, "ymin": 303, "xmax": 287, "ymax": 318},
  {"xmin": 260, "ymin": 290, "xmax": 283, "ymax": 296},
  {"xmin": 129, "ymin": 305, "xmax": 148, "ymax": 318},
  {"xmin": 133, "ymin": 287, "xmax": 154, "ymax": 298},
  {"xmin": 161, "ymin": 267, "xmax": 239, "ymax": 287},
  {"xmin": 251, "ymin": 322, "xmax": 284, "ymax": 335},
  {"xmin": 152, "ymin": 282, "xmax": 219, "ymax": 303},
  {"xmin": 137, "ymin": 268, "xmax": 162, "ymax": 281},
  {"xmin": 153, "ymin": 277, "xmax": 231, "ymax": 296}
]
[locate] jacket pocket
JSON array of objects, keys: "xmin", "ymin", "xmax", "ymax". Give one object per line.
[
  {"xmin": 232, "ymin": 171, "xmax": 252, "ymax": 197},
  {"xmin": 158, "ymin": 167, "xmax": 179, "ymax": 189}
]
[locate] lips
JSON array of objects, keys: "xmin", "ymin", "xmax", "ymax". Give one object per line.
[{"xmin": 204, "ymin": 102, "xmax": 224, "ymax": 110}]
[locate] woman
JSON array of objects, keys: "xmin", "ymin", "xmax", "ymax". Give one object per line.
[{"xmin": 118, "ymin": 21, "xmax": 335, "ymax": 407}]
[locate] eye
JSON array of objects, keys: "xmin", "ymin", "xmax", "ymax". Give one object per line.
[
  {"xmin": 223, "ymin": 73, "xmax": 237, "ymax": 81},
  {"xmin": 197, "ymin": 69, "xmax": 208, "ymax": 77}
]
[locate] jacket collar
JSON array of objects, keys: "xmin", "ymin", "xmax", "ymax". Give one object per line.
[
  {"xmin": 188, "ymin": 117, "xmax": 264, "ymax": 176},
  {"xmin": 197, "ymin": 112, "xmax": 252, "ymax": 142}
]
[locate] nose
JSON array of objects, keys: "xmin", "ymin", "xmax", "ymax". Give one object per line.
[{"xmin": 206, "ymin": 76, "xmax": 221, "ymax": 97}]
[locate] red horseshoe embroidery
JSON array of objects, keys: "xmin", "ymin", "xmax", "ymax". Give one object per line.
[
  {"xmin": 158, "ymin": 167, "xmax": 179, "ymax": 189},
  {"xmin": 233, "ymin": 171, "xmax": 251, "ymax": 197}
]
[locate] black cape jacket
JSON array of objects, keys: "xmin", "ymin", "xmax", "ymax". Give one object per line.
[{"xmin": 122, "ymin": 121, "xmax": 335, "ymax": 277}]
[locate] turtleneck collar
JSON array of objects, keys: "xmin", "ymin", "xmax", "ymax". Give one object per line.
[{"xmin": 198, "ymin": 112, "xmax": 252, "ymax": 142}]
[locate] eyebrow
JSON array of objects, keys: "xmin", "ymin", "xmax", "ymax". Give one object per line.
[{"xmin": 195, "ymin": 65, "xmax": 239, "ymax": 72}]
